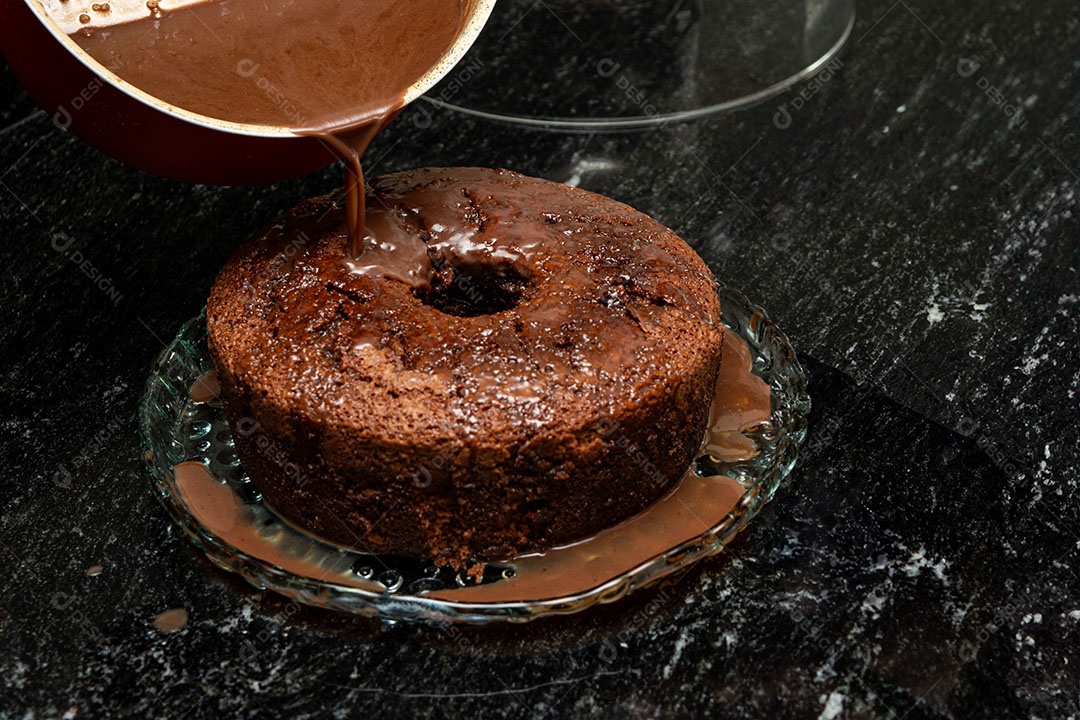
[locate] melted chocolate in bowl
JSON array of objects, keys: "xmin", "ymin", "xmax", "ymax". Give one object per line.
[
  {"xmin": 70, "ymin": 0, "xmax": 475, "ymax": 245},
  {"xmin": 70, "ymin": 0, "xmax": 469, "ymax": 129}
]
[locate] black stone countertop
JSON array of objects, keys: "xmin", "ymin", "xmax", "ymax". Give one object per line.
[{"xmin": 1, "ymin": 0, "xmax": 1078, "ymax": 717}]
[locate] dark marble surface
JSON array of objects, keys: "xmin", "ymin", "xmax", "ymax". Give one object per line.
[{"xmin": 1, "ymin": 0, "xmax": 1078, "ymax": 717}]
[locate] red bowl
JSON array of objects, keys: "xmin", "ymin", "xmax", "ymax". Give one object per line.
[{"xmin": 0, "ymin": 0, "xmax": 495, "ymax": 185}]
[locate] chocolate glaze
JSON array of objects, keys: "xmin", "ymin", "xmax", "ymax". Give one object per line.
[{"xmin": 213, "ymin": 167, "xmax": 722, "ymax": 424}]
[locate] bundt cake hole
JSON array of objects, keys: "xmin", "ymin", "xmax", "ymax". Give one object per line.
[{"xmin": 425, "ymin": 264, "xmax": 527, "ymax": 317}]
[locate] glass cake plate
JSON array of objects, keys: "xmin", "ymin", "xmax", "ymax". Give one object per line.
[{"xmin": 138, "ymin": 281, "xmax": 809, "ymax": 624}]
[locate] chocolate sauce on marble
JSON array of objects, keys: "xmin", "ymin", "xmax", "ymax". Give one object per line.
[
  {"xmin": 70, "ymin": 0, "xmax": 472, "ymax": 248},
  {"xmin": 152, "ymin": 607, "xmax": 189, "ymax": 633}
]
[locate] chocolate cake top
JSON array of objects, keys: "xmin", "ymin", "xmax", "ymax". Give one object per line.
[{"xmin": 208, "ymin": 167, "xmax": 722, "ymax": 446}]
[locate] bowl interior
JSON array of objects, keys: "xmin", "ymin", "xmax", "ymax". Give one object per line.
[{"xmin": 26, "ymin": 0, "xmax": 498, "ymax": 137}]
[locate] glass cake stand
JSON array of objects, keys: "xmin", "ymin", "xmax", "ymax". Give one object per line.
[
  {"xmin": 138, "ymin": 281, "xmax": 809, "ymax": 624},
  {"xmin": 423, "ymin": 0, "xmax": 855, "ymax": 128}
]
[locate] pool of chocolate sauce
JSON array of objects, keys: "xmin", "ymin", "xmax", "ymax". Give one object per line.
[{"xmin": 174, "ymin": 461, "xmax": 384, "ymax": 593}]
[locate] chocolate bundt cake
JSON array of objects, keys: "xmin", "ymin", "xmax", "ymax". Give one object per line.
[{"xmin": 207, "ymin": 167, "xmax": 723, "ymax": 568}]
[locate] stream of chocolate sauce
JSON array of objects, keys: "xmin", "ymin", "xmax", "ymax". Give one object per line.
[
  {"xmin": 181, "ymin": 330, "xmax": 773, "ymax": 603},
  {"xmin": 70, "ymin": 0, "xmax": 472, "ymax": 250}
]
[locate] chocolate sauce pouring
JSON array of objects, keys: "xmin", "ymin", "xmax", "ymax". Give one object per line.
[{"xmin": 69, "ymin": 0, "xmax": 479, "ymax": 251}]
